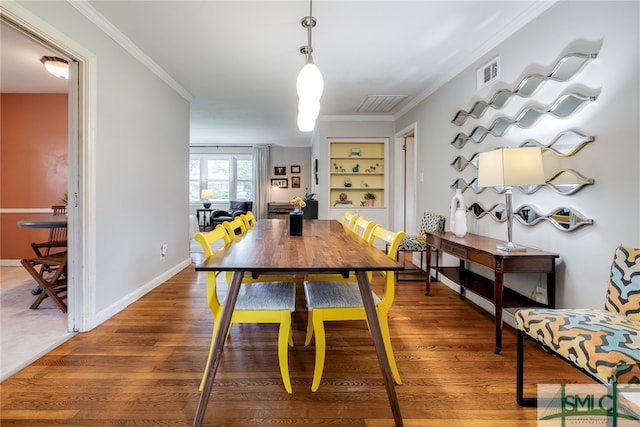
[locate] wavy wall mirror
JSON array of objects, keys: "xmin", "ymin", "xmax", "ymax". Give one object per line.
[
  {"xmin": 514, "ymin": 205, "xmax": 593, "ymax": 231},
  {"xmin": 452, "ymin": 52, "xmax": 598, "ymax": 126},
  {"xmin": 450, "ymin": 92, "xmax": 597, "ymax": 148},
  {"xmin": 520, "ymin": 130, "xmax": 595, "ymax": 157}
]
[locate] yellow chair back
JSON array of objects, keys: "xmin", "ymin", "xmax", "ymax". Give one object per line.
[{"xmin": 341, "ymin": 211, "xmax": 359, "ymax": 230}]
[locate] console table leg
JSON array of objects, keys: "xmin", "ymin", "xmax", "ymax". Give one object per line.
[{"xmin": 494, "ymin": 271, "xmax": 504, "ymax": 354}]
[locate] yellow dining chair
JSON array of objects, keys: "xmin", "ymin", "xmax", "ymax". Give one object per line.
[
  {"xmin": 193, "ymin": 227, "xmax": 296, "ymax": 393},
  {"xmin": 303, "ymin": 226, "xmax": 407, "ymax": 391},
  {"xmin": 222, "ymin": 216, "xmax": 247, "ymax": 240},
  {"xmin": 241, "ymin": 211, "xmax": 257, "ymax": 229},
  {"xmin": 353, "ymin": 216, "xmax": 378, "ymax": 241},
  {"xmin": 340, "ymin": 211, "xmax": 359, "ymax": 231}
]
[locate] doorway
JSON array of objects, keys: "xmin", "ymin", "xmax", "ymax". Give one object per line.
[
  {"xmin": 0, "ymin": 9, "xmax": 88, "ymax": 379},
  {"xmin": 394, "ymin": 124, "xmax": 417, "ymax": 235}
]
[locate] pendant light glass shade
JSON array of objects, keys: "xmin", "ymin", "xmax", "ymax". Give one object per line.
[
  {"xmin": 296, "ymin": 60, "xmax": 324, "ymax": 101},
  {"xmin": 298, "ymin": 98, "xmax": 320, "ymax": 120},
  {"xmin": 297, "ymin": 113, "xmax": 316, "ymax": 132}
]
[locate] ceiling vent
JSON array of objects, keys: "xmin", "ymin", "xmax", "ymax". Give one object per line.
[
  {"xmin": 476, "ymin": 56, "xmax": 500, "ymax": 91},
  {"xmin": 356, "ymin": 95, "xmax": 408, "ymax": 113}
]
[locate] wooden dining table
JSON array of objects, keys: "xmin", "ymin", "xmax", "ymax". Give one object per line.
[{"xmin": 193, "ymin": 219, "xmax": 405, "ymax": 426}]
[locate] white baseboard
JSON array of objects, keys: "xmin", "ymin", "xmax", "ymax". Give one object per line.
[
  {"xmin": 1, "ymin": 260, "xmax": 22, "ymax": 267},
  {"xmin": 95, "ymin": 258, "xmax": 192, "ymax": 326}
]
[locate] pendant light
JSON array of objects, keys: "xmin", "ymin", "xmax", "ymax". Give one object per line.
[{"xmin": 296, "ymin": 0, "xmax": 323, "ymax": 132}]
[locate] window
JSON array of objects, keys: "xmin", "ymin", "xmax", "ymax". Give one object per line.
[{"xmin": 189, "ymin": 153, "xmax": 253, "ymax": 203}]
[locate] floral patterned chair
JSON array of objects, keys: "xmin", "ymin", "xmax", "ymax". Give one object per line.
[{"xmin": 515, "ymin": 245, "xmax": 640, "ymax": 406}]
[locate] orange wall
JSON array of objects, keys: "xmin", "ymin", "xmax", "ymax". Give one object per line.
[{"xmin": 1, "ymin": 94, "xmax": 68, "ymax": 260}]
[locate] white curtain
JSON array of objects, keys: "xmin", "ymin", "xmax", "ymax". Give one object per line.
[{"xmin": 253, "ymin": 145, "xmax": 270, "ymax": 219}]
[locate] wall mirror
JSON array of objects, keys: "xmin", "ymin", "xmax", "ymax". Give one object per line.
[
  {"xmin": 520, "ymin": 169, "xmax": 594, "ymax": 195},
  {"xmin": 451, "ymin": 92, "xmax": 596, "ymax": 147},
  {"xmin": 469, "ymin": 202, "xmax": 506, "ymax": 222},
  {"xmin": 451, "ymin": 52, "xmax": 598, "ymax": 126},
  {"xmin": 514, "ymin": 205, "xmax": 593, "ymax": 231},
  {"xmin": 520, "ymin": 130, "xmax": 594, "ymax": 157},
  {"xmin": 450, "ymin": 153, "xmax": 480, "ymax": 172},
  {"xmin": 450, "ymin": 178, "xmax": 484, "ymax": 194}
]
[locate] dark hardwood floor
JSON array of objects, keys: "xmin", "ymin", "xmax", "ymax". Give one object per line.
[{"xmin": 1, "ymin": 255, "xmax": 586, "ymax": 426}]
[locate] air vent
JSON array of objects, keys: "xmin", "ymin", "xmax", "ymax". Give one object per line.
[
  {"xmin": 356, "ymin": 95, "xmax": 408, "ymax": 113},
  {"xmin": 476, "ymin": 56, "xmax": 500, "ymax": 91}
]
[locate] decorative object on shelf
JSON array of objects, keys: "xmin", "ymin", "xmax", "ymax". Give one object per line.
[
  {"xmin": 364, "ymin": 192, "xmax": 376, "ymax": 207},
  {"xmin": 514, "ymin": 205, "xmax": 593, "ymax": 232},
  {"xmin": 291, "ymin": 165, "xmax": 301, "ymax": 174},
  {"xmin": 290, "ymin": 196, "xmax": 306, "ymax": 213},
  {"xmin": 344, "ymin": 178, "xmax": 352, "ymax": 187},
  {"xmin": 478, "ymin": 147, "xmax": 545, "ymax": 251},
  {"xmin": 296, "ymin": 0, "xmax": 323, "ymax": 132},
  {"xmin": 365, "ymin": 163, "xmax": 380, "ymax": 172},
  {"xmin": 452, "ymin": 52, "xmax": 598, "ymax": 126},
  {"xmin": 333, "ymin": 163, "xmax": 345, "ymax": 172},
  {"xmin": 450, "ymin": 92, "xmax": 597, "ymax": 148},
  {"xmin": 450, "ymin": 189, "xmax": 467, "ymax": 238},
  {"xmin": 350, "ymin": 148, "xmax": 361, "ymax": 157},
  {"xmin": 201, "ymin": 189, "xmax": 214, "ymax": 209},
  {"xmin": 339, "ymin": 193, "xmax": 348, "ymax": 202},
  {"xmin": 360, "ymin": 181, "xmax": 368, "ymax": 188},
  {"xmin": 271, "ymin": 178, "xmax": 288, "ymax": 189},
  {"xmin": 360, "ymin": 201, "xmax": 367, "ymax": 207},
  {"xmin": 352, "ymin": 164, "xmax": 359, "ymax": 172},
  {"xmin": 274, "ymin": 166, "xmax": 286, "ymax": 175}
]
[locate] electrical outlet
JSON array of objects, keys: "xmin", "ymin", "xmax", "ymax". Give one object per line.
[{"xmin": 160, "ymin": 244, "xmax": 168, "ymax": 259}]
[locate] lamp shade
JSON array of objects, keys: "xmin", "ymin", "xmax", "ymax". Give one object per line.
[
  {"xmin": 201, "ymin": 189, "xmax": 214, "ymax": 200},
  {"xmin": 478, "ymin": 147, "xmax": 545, "ymax": 187}
]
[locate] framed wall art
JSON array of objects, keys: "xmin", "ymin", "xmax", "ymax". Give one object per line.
[
  {"xmin": 271, "ymin": 178, "xmax": 288, "ymax": 188},
  {"xmin": 291, "ymin": 176, "xmax": 301, "ymax": 188},
  {"xmin": 274, "ymin": 166, "xmax": 286, "ymax": 175},
  {"xmin": 291, "ymin": 165, "xmax": 301, "ymax": 174}
]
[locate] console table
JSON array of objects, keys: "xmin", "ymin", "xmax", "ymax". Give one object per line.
[{"xmin": 425, "ymin": 231, "xmax": 558, "ymax": 354}]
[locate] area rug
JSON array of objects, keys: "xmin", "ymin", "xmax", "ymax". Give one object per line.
[{"xmin": 1, "ymin": 267, "xmax": 74, "ymax": 381}]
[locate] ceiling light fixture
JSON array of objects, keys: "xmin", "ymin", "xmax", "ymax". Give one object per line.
[
  {"xmin": 40, "ymin": 56, "xmax": 69, "ymax": 79},
  {"xmin": 296, "ymin": 0, "xmax": 323, "ymax": 132}
]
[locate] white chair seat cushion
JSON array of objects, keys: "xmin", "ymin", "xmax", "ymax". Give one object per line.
[
  {"xmin": 303, "ymin": 281, "xmax": 381, "ymax": 309},
  {"xmin": 219, "ymin": 281, "xmax": 296, "ymax": 312}
]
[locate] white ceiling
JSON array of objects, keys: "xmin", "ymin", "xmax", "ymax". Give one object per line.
[{"xmin": 1, "ymin": 1, "xmax": 555, "ymax": 147}]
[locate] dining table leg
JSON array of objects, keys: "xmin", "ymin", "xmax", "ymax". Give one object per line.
[
  {"xmin": 193, "ymin": 270, "xmax": 244, "ymax": 427},
  {"xmin": 355, "ymin": 270, "xmax": 403, "ymax": 426}
]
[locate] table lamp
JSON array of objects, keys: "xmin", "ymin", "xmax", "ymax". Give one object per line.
[
  {"xmin": 478, "ymin": 147, "xmax": 545, "ymax": 252},
  {"xmin": 201, "ymin": 189, "xmax": 214, "ymax": 209}
]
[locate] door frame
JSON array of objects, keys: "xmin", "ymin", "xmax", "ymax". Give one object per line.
[
  {"xmin": 393, "ymin": 123, "xmax": 417, "ymax": 234},
  {"xmin": 2, "ymin": 2, "xmax": 98, "ymax": 332}
]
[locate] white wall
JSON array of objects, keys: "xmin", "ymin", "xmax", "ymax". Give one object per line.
[
  {"xmin": 396, "ymin": 1, "xmax": 640, "ymax": 309},
  {"xmin": 14, "ymin": 1, "xmax": 191, "ymax": 326},
  {"xmin": 269, "ymin": 146, "xmax": 312, "ymax": 203}
]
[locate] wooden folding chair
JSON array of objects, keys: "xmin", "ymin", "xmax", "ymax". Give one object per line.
[{"xmin": 21, "ymin": 252, "xmax": 68, "ymax": 313}]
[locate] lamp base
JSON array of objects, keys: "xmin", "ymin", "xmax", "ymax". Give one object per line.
[
  {"xmin": 496, "ymin": 242, "xmax": 527, "ymax": 252},
  {"xmin": 203, "ymin": 201, "xmax": 211, "ymax": 209}
]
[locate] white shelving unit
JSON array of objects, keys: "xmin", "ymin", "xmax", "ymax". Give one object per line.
[{"xmin": 327, "ymin": 138, "xmax": 389, "ymax": 227}]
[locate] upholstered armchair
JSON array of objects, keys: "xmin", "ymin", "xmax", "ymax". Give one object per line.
[{"xmin": 211, "ymin": 201, "xmax": 253, "ymax": 226}]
